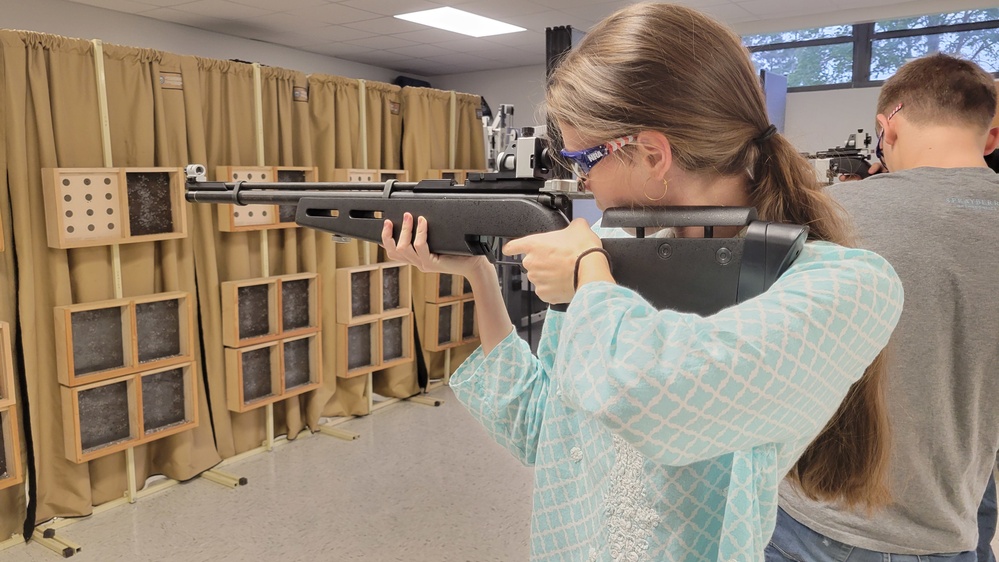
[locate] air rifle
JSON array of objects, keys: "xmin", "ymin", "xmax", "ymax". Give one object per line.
[{"xmin": 185, "ymin": 138, "xmax": 808, "ymax": 316}]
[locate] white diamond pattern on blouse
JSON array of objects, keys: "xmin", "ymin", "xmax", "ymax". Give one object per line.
[{"xmin": 449, "ymin": 241, "xmax": 904, "ymax": 561}]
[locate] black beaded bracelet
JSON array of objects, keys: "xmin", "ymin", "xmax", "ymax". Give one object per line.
[{"xmin": 573, "ymin": 248, "xmax": 613, "ymax": 291}]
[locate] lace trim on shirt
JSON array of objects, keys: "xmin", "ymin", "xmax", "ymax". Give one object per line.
[{"xmin": 604, "ymin": 436, "xmax": 658, "ymax": 562}]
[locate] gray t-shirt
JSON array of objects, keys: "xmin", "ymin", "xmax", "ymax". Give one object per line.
[{"xmin": 778, "ymin": 166, "xmax": 999, "ymax": 554}]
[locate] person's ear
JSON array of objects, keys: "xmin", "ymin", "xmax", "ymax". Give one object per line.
[
  {"xmin": 877, "ymin": 114, "xmax": 899, "ymax": 147},
  {"xmin": 635, "ymin": 130, "xmax": 673, "ymax": 178},
  {"xmin": 984, "ymin": 127, "xmax": 999, "ymax": 155}
]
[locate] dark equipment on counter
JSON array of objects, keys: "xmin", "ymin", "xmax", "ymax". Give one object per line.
[{"xmin": 818, "ymin": 129, "xmax": 875, "ymax": 180}]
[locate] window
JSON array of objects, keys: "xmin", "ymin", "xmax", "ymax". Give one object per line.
[
  {"xmin": 744, "ymin": 26, "xmax": 854, "ymax": 88},
  {"xmin": 751, "ymin": 43, "xmax": 853, "ymax": 87},
  {"xmin": 875, "ymin": 9, "xmax": 999, "ymax": 32},
  {"xmin": 743, "ymin": 9, "xmax": 999, "ymax": 91},
  {"xmin": 743, "ymin": 25, "xmax": 852, "ymax": 47},
  {"xmin": 871, "ymin": 29, "xmax": 999, "ymax": 80}
]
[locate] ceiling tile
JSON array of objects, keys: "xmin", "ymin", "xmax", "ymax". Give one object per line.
[
  {"xmin": 483, "ymin": 29, "xmax": 546, "ymax": 49},
  {"xmin": 342, "ymin": 50, "xmax": 413, "ymax": 65},
  {"xmin": 134, "ymin": 0, "xmax": 203, "ymax": 6},
  {"xmin": 140, "ymin": 7, "xmax": 229, "ymax": 28},
  {"xmin": 338, "ymin": 0, "xmax": 444, "ymax": 17},
  {"xmin": 285, "ymin": 3, "xmax": 383, "ymax": 25},
  {"xmin": 227, "ymin": 0, "xmax": 326, "ymax": 10},
  {"xmin": 667, "ymin": 0, "xmax": 735, "ymax": 7},
  {"xmin": 254, "ymin": 25, "xmax": 372, "ymax": 47},
  {"xmin": 234, "ymin": 12, "xmax": 330, "ymax": 34},
  {"xmin": 342, "ymin": 16, "xmax": 427, "ymax": 35},
  {"xmin": 387, "ymin": 43, "xmax": 455, "ymax": 58},
  {"xmin": 395, "ymin": 59, "xmax": 448, "ymax": 75},
  {"xmin": 322, "ymin": 25, "xmax": 378, "ymax": 42},
  {"xmin": 256, "ymin": 30, "xmax": 331, "ymax": 48},
  {"xmin": 303, "ymin": 42, "xmax": 372, "ymax": 57},
  {"xmin": 697, "ymin": 2, "xmax": 757, "ymax": 24},
  {"xmin": 392, "ymin": 28, "xmax": 465, "ymax": 43},
  {"xmin": 503, "ymin": 51, "xmax": 544, "ymax": 67},
  {"xmin": 516, "ymin": 42, "xmax": 547, "ymax": 54},
  {"xmin": 71, "ymin": 0, "xmax": 160, "ymax": 12},
  {"xmin": 431, "ymin": 37, "xmax": 505, "ymax": 54},
  {"xmin": 502, "ymin": 10, "xmax": 595, "ymax": 30},
  {"xmin": 534, "ymin": 0, "xmax": 629, "ymax": 7},
  {"xmin": 738, "ymin": 0, "xmax": 828, "ymax": 18},
  {"xmin": 172, "ymin": 0, "xmax": 273, "ymax": 20},
  {"xmin": 569, "ymin": 2, "xmax": 633, "ymax": 22},
  {"xmin": 452, "ymin": 0, "xmax": 550, "ymax": 22},
  {"xmin": 345, "ymin": 35, "xmax": 420, "ymax": 50}
]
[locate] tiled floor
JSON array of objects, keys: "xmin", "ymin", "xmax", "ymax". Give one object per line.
[
  {"xmin": 5, "ymin": 386, "xmax": 535, "ymax": 562},
  {"xmin": 4, "ymin": 385, "xmax": 999, "ymax": 561}
]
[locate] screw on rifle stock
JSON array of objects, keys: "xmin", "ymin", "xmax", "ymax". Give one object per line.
[{"xmin": 716, "ymin": 247, "xmax": 733, "ymax": 265}]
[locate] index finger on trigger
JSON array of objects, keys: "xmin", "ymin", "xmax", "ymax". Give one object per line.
[{"xmin": 502, "ymin": 239, "xmax": 526, "ymax": 256}]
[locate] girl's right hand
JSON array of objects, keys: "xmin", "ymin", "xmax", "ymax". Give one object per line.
[{"xmin": 380, "ymin": 212, "xmax": 490, "ymax": 277}]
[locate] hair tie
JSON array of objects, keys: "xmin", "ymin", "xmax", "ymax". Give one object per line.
[
  {"xmin": 573, "ymin": 248, "xmax": 613, "ymax": 291},
  {"xmin": 753, "ymin": 124, "xmax": 777, "ymax": 145}
]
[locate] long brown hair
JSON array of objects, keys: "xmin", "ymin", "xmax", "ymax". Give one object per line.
[{"xmin": 547, "ymin": 2, "xmax": 891, "ymax": 509}]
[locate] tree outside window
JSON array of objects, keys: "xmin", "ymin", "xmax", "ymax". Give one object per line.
[{"xmin": 743, "ymin": 9, "xmax": 999, "ymax": 90}]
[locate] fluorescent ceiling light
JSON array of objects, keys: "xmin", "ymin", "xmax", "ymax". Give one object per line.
[{"xmin": 395, "ymin": 7, "xmax": 526, "ymax": 38}]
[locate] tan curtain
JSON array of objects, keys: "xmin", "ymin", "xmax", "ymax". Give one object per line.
[
  {"xmin": 308, "ymin": 75, "xmax": 362, "ymax": 172},
  {"xmin": 363, "ymin": 81, "xmax": 403, "ymax": 170},
  {"xmin": 259, "ymin": 66, "xmax": 348, "ymax": 432},
  {"xmin": 363, "ymin": 82, "xmax": 418, "ymax": 399},
  {"xmin": 454, "ymin": 92, "xmax": 486, "ymax": 170},
  {"xmin": 305, "ymin": 74, "xmax": 370, "ymax": 414},
  {"xmin": 3, "ymin": 31, "xmax": 118, "ymax": 522},
  {"xmin": 0, "ymin": 32, "xmax": 27, "ymax": 539},
  {"xmin": 185, "ymin": 57, "xmax": 278, "ymax": 458},
  {"xmin": 0, "ymin": 31, "xmax": 212, "ymax": 524},
  {"xmin": 400, "ymin": 88, "xmax": 486, "ymax": 383},
  {"xmin": 400, "ymin": 87, "xmax": 453, "ymax": 385},
  {"xmin": 443, "ymin": 93, "xmax": 486, "ymax": 375},
  {"xmin": 401, "ymin": 87, "xmax": 452, "ymax": 181}
]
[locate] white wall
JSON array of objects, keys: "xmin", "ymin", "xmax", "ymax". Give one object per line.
[
  {"xmin": 0, "ymin": 0, "xmax": 400, "ymax": 82},
  {"xmin": 435, "ymin": 64, "xmax": 883, "ymax": 154},
  {"xmin": 784, "ymin": 87, "xmax": 882, "ymax": 153},
  {"xmin": 434, "ymin": 65, "xmax": 549, "ymax": 128}
]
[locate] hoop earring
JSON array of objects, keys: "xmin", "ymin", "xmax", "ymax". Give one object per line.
[{"xmin": 645, "ymin": 178, "xmax": 668, "ymax": 201}]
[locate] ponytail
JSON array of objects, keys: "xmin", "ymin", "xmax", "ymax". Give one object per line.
[{"xmin": 753, "ymin": 133, "xmax": 892, "ymax": 509}]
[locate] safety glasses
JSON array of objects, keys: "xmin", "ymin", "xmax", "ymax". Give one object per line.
[
  {"xmin": 876, "ymin": 103, "xmax": 903, "ymax": 172},
  {"xmin": 559, "ymin": 135, "xmax": 638, "ymax": 178}
]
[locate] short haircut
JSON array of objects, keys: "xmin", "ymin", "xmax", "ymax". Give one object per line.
[{"xmin": 878, "ymin": 53, "xmax": 997, "ymax": 131}]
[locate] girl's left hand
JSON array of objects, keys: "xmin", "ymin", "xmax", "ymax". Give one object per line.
[{"xmin": 502, "ymin": 218, "xmax": 604, "ymax": 304}]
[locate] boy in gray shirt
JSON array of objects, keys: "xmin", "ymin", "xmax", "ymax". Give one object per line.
[{"xmin": 768, "ymin": 53, "xmax": 999, "ymax": 560}]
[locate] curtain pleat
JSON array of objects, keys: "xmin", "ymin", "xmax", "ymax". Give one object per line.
[
  {"xmin": 0, "ymin": 31, "xmax": 28, "ymax": 540},
  {"xmin": 400, "ymin": 88, "xmax": 484, "ymax": 384}
]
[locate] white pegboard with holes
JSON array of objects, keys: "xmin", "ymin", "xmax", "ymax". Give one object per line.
[
  {"xmin": 215, "ymin": 166, "xmax": 316, "ymax": 232},
  {"xmin": 41, "ymin": 167, "xmax": 187, "ymax": 249}
]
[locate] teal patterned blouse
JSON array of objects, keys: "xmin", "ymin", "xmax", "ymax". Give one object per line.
[{"xmin": 450, "ymin": 239, "xmax": 903, "ymax": 562}]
